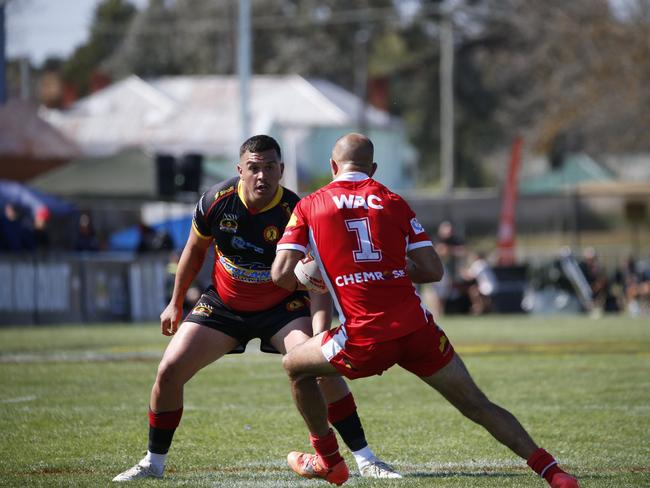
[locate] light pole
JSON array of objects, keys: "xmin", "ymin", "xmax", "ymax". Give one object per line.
[
  {"xmin": 439, "ymin": 6, "xmax": 454, "ymax": 195},
  {"xmin": 0, "ymin": 2, "xmax": 6, "ymax": 105},
  {"xmin": 354, "ymin": 26, "xmax": 370, "ymax": 134},
  {"xmin": 238, "ymin": 0, "xmax": 251, "ymax": 143}
]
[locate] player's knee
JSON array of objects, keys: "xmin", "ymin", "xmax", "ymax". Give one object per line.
[
  {"xmin": 282, "ymin": 353, "xmax": 298, "ymax": 378},
  {"xmin": 156, "ymin": 360, "xmax": 183, "ymax": 388},
  {"xmin": 283, "ymin": 353, "xmax": 311, "ymax": 384}
]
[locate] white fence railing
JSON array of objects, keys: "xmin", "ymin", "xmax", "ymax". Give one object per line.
[{"xmin": 0, "ymin": 253, "xmax": 169, "ymax": 325}]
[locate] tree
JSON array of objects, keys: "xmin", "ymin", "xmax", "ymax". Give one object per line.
[
  {"xmin": 61, "ymin": 0, "xmax": 136, "ymax": 96},
  {"xmin": 473, "ymin": 0, "xmax": 650, "ymax": 155},
  {"xmin": 104, "ymin": 0, "xmax": 234, "ymax": 78}
]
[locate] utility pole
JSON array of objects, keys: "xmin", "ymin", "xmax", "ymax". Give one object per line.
[
  {"xmin": 20, "ymin": 56, "xmax": 30, "ymax": 101},
  {"xmin": 439, "ymin": 6, "xmax": 454, "ymax": 195},
  {"xmin": 354, "ymin": 26, "xmax": 370, "ymax": 134},
  {"xmin": 283, "ymin": 128, "xmax": 299, "ymax": 193},
  {"xmin": 238, "ymin": 0, "xmax": 251, "ymax": 144},
  {"xmin": 0, "ymin": 2, "xmax": 6, "ymax": 105}
]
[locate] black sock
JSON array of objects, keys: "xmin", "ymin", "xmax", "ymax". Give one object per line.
[
  {"xmin": 148, "ymin": 426, "xmax": 176, "ymax": 454},
  {"xmin": 332, "ymin": 412, "xmax": 368, "ymax": 452}
]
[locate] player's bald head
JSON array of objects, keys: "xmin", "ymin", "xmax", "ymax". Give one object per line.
[{"xmin": 331, "ymin": 133, "xmax": 374, "ymax": 173}]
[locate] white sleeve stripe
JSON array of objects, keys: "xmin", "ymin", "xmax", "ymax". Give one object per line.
[
  {"xmin": 406, "ymin": 240, "xmax": 433, "ymax": 251},
  {"xmin": 276, "ymin": 243, "xmax": 307, "ymax": 254}
]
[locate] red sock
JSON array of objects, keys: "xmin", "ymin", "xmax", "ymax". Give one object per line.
[
  {"xmin": 148, "ymin": 407, "xmax": 183, "ymax": 429},
  {"xmin": 527, "ymin": 448, "xmax": 567, "ymax": 485},
  {"xmin": 327, "ymin": 393, "xmax": 356, "ymax": 424},
  {"xmin": 310, "ymin": 429, "xmax": 343, "ymax": 468}
]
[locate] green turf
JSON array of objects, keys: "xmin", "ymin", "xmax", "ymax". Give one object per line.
[{"xmin": 1, "ymin": 315, "xmax": 649, "ymax": 487}]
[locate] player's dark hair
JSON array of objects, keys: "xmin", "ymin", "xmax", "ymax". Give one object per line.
[{"xmin": 239, "ymin": 135, "xmax": 282, "ymax": 160}]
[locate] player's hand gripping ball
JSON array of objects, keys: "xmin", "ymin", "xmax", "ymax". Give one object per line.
[{"xmin": 294, "ymin": 253, "xmax": 327, "ymax": 294}]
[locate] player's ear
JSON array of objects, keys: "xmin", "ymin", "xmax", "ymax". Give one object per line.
[
  {"xmin": 330, "ymin": 158, "xmax": 339, "ymax": 178},
  {"xmin": 368, "ymin": 162, "xmax": 378, "ymax": 177},
  {"xmin": 237, "ymin": 164, "xmax": 243, "ymax": 177},
  {"xmin": 279, "ymin": 162, "xmax": 284, "ymax": 177}
]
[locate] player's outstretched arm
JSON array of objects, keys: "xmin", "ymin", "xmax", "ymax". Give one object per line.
[
  {"xmin": 406, "ymin": 245, "xmax": 444, "ymax": 283},
  {"xmin": 271, "ymin": 249, "xmax": 304, "ymax": 291},
  {"xmin": 160, "ymin": 230, "xmax": 211, "ymax": 336}
]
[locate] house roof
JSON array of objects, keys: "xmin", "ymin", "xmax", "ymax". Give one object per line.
[
  {"xmin": 0, "ymin": 99, "xmax": 80, "ymax": 159},
  {"xmin": 30, "ymin": 148, "xmax": 157, "ymax": 198},
  {"xmin": 603, "ymin": 154, "xmax": 650, "ymax": 182},
  {"xmin": 0, "ymin": 100, "xmax": 81, "ymax": 181},
  {"xmin": 41, "ymin": 75, "xmax": 396, "ymax": 157},
  {"xmin": 520, "ymin": 153, "xmax": 615, "ymax": 194}
]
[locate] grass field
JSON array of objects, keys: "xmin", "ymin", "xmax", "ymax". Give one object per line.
[{"xmin": 1, "ymin": 315, "xmax": 649, "ymax": 487}]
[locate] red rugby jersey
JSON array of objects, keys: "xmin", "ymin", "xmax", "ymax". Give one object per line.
[{"xmin": 277, "ymin": 172, "xmax": 433, "ymax": 345}]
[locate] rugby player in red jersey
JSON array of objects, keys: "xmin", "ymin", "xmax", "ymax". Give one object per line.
[
  {"xmin": 113, "ymin": 135, "xmax": 399, "ymax": 481},
  {"xmin": 272, "ymin": 133, "xmax": 580, "ymax": 487}
]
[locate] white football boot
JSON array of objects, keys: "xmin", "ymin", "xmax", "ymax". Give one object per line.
[
  {"xmin": 359, "ymin": 459, "xmax": 403, "ymax": 478},
  {"xmin": 112, "ymin": 461, "xmax": 164, "ymax": 482}
]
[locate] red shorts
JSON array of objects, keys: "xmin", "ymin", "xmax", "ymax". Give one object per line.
[{"xmin": 320, "ymin": 318, "xmax": 455, "ymax": 379}]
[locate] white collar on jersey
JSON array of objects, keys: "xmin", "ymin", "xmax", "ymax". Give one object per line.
[{"xmin": 334, "ymin": 171, "xmax": 370, "ymax": 182}]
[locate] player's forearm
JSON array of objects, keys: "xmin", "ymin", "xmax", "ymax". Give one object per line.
[
  {"xmin": 271, "ymin": 250, "xmax": 301, "ymax": 291},
  {"xmin": 271, "ymin": 264, "xmax": 298, "ymax": 291},
  {"xmin": 406, "ymin": 247, "xmax": 444, "ymax": 283},
  {"xmin": 406, "ymin": 261, "xmax": 444, "ymax": 283},
  {"xmin": 169, "ymin": 243, "xmax": 207, "ymax": 305}
]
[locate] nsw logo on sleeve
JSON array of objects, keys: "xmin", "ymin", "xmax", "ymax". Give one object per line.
[
  {"xmin": 410, "ymin": 217, "xmax": 425, "ymax": 234},
  {"xmin": 286, "ymin": 213, "xmax": 298, "ymax": 228}
]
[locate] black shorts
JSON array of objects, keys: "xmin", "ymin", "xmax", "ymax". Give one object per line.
[{"xmin": 184, "ymin": 286, "xmax": 311, "ymax": 354}]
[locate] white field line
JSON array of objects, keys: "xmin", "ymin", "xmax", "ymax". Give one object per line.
[
  {"xmin": 0, "ymin": 351, "xmax": 161, "ymax": 363},
  {"xmin": 534, "ymin": 403, "xmax": 650, "ymax": 413},
  {"xmin": 195, "ymin": 458, "xmax": 527, "ymax": 472},
  {"xmin": 1, "ymin": 395, "xmax": 38, "ymax": 403},
  {"xmin": 235, "ymin": 457, "xmax": 590, "ymax": 473},
  {"xmin": 0, "ymin": 341, "xmax": 273, "ymax": 364}
]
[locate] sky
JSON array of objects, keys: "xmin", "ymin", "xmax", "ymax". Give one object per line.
[{"xmin": 6, "ymin": 0, "xmax": 147, "ymax": 65}]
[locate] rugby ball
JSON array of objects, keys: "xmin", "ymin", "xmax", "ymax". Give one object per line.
[{"xmin": 294, "ymin": 253, "xmax": 327, "ymax": 294}]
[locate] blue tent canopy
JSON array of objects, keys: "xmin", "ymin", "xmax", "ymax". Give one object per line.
[
  {"xmin": 0, "ymin": 179, "xmax": 77, "ymax": 216},
  {"xmin": 109, "ymin": 215, "xmax": 193, "ymax": 251}
]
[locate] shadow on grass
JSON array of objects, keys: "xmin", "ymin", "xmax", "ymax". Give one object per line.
[{"xmin": 405, "ymin": 471, "xmax": 527, "ymax": 479}]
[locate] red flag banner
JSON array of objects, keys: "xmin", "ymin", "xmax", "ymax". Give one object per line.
[{"xmin": 497, "ymin": 136, "xmax": 523, "ymax": 266}]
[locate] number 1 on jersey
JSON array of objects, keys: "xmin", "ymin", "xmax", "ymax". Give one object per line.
[{"xmin": 345, "ymin": 217, "xmax": 382, "ymax": 262}]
